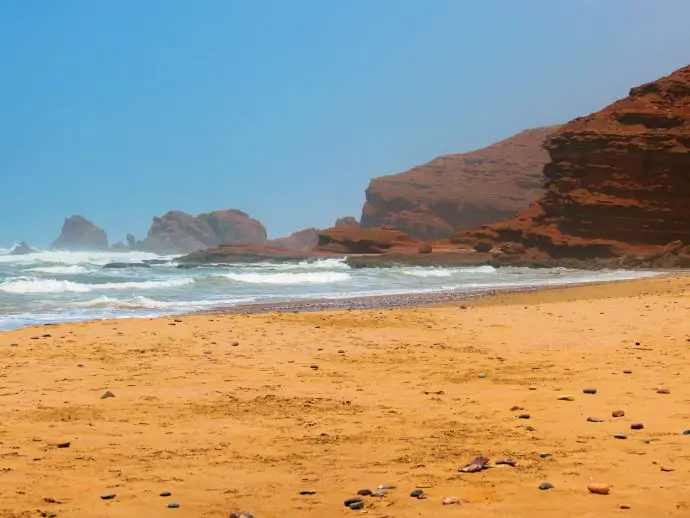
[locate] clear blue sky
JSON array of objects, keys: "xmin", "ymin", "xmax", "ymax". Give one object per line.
[{"xmin": 1, "ymin": 0, "xmax": 689, "ymax": 247}]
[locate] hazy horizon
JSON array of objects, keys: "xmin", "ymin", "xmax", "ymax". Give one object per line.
[{"xmin": 2, "ymin": 0, "xmax": 690, "ymax": 247}]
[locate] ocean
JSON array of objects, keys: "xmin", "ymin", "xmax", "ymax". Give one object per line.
[{"xmin": 0, "ymin": 248, "xmax": 660, "ymax": 331}]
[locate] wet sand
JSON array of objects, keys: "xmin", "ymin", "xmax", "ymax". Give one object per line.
[{"xmin": 0, "ymin": 275, "xmax": 688, "ymax": 517}]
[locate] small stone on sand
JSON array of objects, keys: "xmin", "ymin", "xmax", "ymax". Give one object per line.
[
  {"xmin": 309, "ymin": 364, "xmax": 319, "ymax": 370},
  {"xmin": 623, "ymin": 370, "xmax": 632, "ymax": 374},
  {"xmin": 442, "ymin": 496, "xmax": 460, "ymax": 505},
  {"xmin": 539, "ymin": 482, "xmax": 554, "ymax": 490},
  {"xmin": 518, "ymin": 413, "xmax": 531, "ymax": 419},
  {"xmin": 587, "ymin": 417, "xmax": 606, "ymax": 423},
  {"xmin": 661, "ymin": 466, "xmax": 675, "ymax": 472},
  {"xmin": 357, "ymin": 489, "xmax": 372, "ymax": 496},
  {"xmin": 620, "ymin": 505, "xmax": 631, "ymax": 510},
  {"xmin": 583, "ymin": 388, "xmax": 597, "ymax": 394},
  {"xmin": 160, "ymin": 491, "xmax": 172, "ymax": 497},
  {"xmin": 229, "ymin": 512, "xmax": 255, "ymax": 518},
  {"xmin": 410, "ymin": 489, "xmax": 424, "ymax": 497},
  {"xmin": 612, "ymin": 410, "xmax": 625, "ymax": 418},
  {"xmin": 100, "ymin": 494, "xmax": 116, "ymax": 500},
  {"xmin": 496, "ymin": 457, "xmax": 517, "ymax": 467},
  {"xmin": 683, "ymin": 429, "xmax": 690, "ymax": 435},
  {"xmin": 557, "ymin": 395, "xmax": 575, "ymax": 401},
  {"xmin": 614, "ymin": 434, "xmax": 628, "ymax": 440},
  {"xmin": 344, "ymin": 498, "xmax": 363, "ymax": 507},
  {"xmin": 56, "ymin": 441, "xmax": 70, "ymax": 448},
  {"xmin": 231, "ymin": 341, "xmax": 239, "ymax": 347},
  {"xmin": 101, "ymin": 391, "xmax": 115, "ymax": 399},
  {"xmin": 587, "ymin": 483, "xmax": 610, "ymax": 495},
  {"xmin": 478, "ymin": 372, "xmax": 487, "ymax": 378},
  {"xmin": 657, "ymin": 388, "xmax": 670, "ymax": 394},
  {"xmin": 631, "ymin": 422, "xmax": 644, "ymax": 430},
  {"xmin": 348, "ymin": 501, "xmax": 365, "ymax": 510},
  {"xmin": 299, "ymin": 490, "xmax": 316, "ymax": 495},
  {"xmin": 167, "ymin": 503, "xmax": 180, "ymax": 508}
]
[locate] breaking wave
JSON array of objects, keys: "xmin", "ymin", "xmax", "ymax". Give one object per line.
[
  {"xmin": 221, "ymin": 271, "xmax": 351, "ymax": 284},
  {"xmin": 0, "ymin": 277, "xmax": 194, "ymax": 294},
  {"xmin": 24, "ymin": 265, "xmax": 90, "ymax": 275}
]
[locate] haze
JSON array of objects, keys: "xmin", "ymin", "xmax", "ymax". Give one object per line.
[{"xmin": 2, "ymin": 0, "xmax": 689, "ymax": 247}]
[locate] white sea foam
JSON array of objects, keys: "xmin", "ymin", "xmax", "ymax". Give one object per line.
[
  {"xmin": 221, "ymin": 271, "xmax": 351, "ymax": 284},
  {"xmin": 0, "ymin": 277, "xmax": 194, "ymax": 294},
  {"xmin": 71, "ymin": 295, "xmax": 255, "ymax": 310},
  {"xmin": 0, "ymin": 250, "xmax": 174, "ymax": 266},
  {"xmin": 397, "ymin": 265, "xmax": 496, "ymax": 277},
  {"xmin": 24, "ymin": 265, "xmax": 90, "ymax": 275}
]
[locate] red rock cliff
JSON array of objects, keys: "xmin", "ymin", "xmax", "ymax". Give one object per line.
[
  {"xmin": 52, "ymin": 215, "xmax": 109, "ymax": 251},
  {"xmin": 360, "ymin": 126, "xmax": 559, "ymax": 239},
  {"xmin": 453, "ymin": 65, "xmax": 690, "ymax": 265}
]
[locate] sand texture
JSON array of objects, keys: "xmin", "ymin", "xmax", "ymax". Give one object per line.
[{"xmin": 0, "ymin": 276, "xmax": 689, "ymax": 517}]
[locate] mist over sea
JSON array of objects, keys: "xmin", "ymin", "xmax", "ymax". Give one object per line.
[{"xmin": 0, "ymin": 248, "xmax": 660, "ymax": 331}]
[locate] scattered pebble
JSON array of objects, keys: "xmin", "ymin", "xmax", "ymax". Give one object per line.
[
  {"xmin": 344, "ymin": 498, "xmax": 363, "ymax": 507},
  {"xmin": 683, "ymin": 430, "xmax": 690, "ymax": 435},
  {"xmin": 528, "ymin": 386, "xmax": 537, "ymax": 391},
  {"xmin": 100, "ymin": 494, "xmax": 116, "ymax": 500},
  {"xmin": 518, "ymin": 413, "xmax": 531, "ymax": 419},
  {"xmin": 538, "ymin": 482, "xmax": 554, "ymax": 490},
  {"xmin": 337, "ymin": 349, "xmax": 345, "ymax": 354},
  {"xmin": 101, "ymin": 391, "xmax": 115, "ymax": 400},
  {"xmin": 587, "ymin": 483, "xmax": 610, "ymax": 495},
  {"xmin": 612, "ymin": 410, "xmax": 625, "ymax": 418},
  {"xmin": 583, "ymin": 388, "xmax": 597, "ymax": 394},
  {"xmin": 477, "ymin": 372, "xmax": 487, "ymax": 379},
  {"xmin": 309, "ymin": 365, "xmax": 319, "ymax": 370},
  {"xmin": 442, "ymin": 496, "xmax": 460, "ymax": 505},
  {"xmin": 459, "ymin": 456, "xmax": 489, "ymax": 473},
  {"xmin": 56, "ymin": 441, "xmax": 70, "ymax": 449},
  {"xmin": 410, "ymin": 489, "xmax": 424, "ymax": 497},
  {"xmin": 229, "ymin": 512, "xmax": 255, "ymax": 518},
  {"xmin": 299, "ymin": 490, "xmax": 316, "ymax": 495},
  {"xmin": 657, "ymin": 388, "xmax": 670, "ymax": 394},
  {"xmin": 495, "ymin": 457, "xmax": 517, "ymax": 467},
  {"xmin": 539, "ymin": 452, "xmax": 551, "ymax": 458},
  {"xmin": 510, "ymin": 405, "xmax": 524, "ymax": 411},
  {"xmin": 231, "ymin": 341, "xmax": 239, "ymax": 347},
  {"xmin": 557, "ymin": 395, "xmax": 575, "ymax": 401},
  {"xmin": 661, "ymin": 466, "xmax": 675, "ymax": 472},
  {"xmin": 167, "ymin": 503, "xmax": 180, "ymax": 509},
  {"xmin": 525, "ymin": 425, "xmax": 537, "ymax": 432},
  {"xmin": 587, "ymin": 417, "xmax": 606, "ymax": 423},
  {"xmin": 614, "ymin": 434, "xmax": 628, "ymax": 440},
  {"xmin": 160, "ymin": 492, "xmax": 172, "ymax": 497},
  {"xmin": 348, "ymin": 501, "xmax": 365, "ymax": 510},
  {"xmin": 623, "ymin": 370, "xmax": 632, "ymax": 374},
  {"xmin": 378, "ymin": 484, "xmax": 396, "ymax": 490},
  {"xmin": 357, "ymin": 489, "xmax": 372, "ymax": 496},
  {"xmin": 620, "ymin": 505, "xmax": 631, "ymax": 510},
  {"xmin": 372, "ymin": 490, "xmax": 387, "ymax": 497},
  {"xmin": 631, "ymin": 423, "xmax": 644, "ymax": 430}
]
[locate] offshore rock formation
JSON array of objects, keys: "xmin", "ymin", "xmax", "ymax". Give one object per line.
[
  {"xmin": 360, "ymin": 126, "xmax": 559, "ymax": 239},
  {"xmin": 270, "ymin": 228, "xmax": 320, "ymax": 251},
  {"xmin": 315, "ymin": 226, "xmax": 419, "ymax": 254},
  {"xmin": 9, "ymin": 242, "xmax": 37, "ymax": 255},
  {"xmin": 453, "ymin": 65, "xmax": 690, "ymax": 267},
  {"xmin": 142, "ymin": 209, "xmax": 267, "ymax": 254},
  {"xmin": 52, "ymin": 215, "xmax": 109, "ymax": 251},
  {"xmin": 334, "ymin": 216, "xmax": 359, "ymax": 227}
]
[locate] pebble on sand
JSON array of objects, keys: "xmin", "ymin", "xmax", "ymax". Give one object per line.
[
  {"xmin": 160, "ymin": 492, "xmax": 172, "ymax": 497},
  {"xmin": 657, "ymin": 388, "xmax": 670, "ymax": 394},
  {"xmin": 410, "ymin": 489, "xmax": 424, "ymax": 498},
  {"xmin": 587, "ymin": 417, "xmax": 606, "ymax": 423},
  {"xmin": 357, "ymin": 489, "xmax": 372, "ymax": 496},
  {"xmin": 442, "ymin": 496, "xmax": 461, "ymax": 505},
  {"xmin": 614, "ymin": 434, "xmax": 628, "ymax": 440},
  {"xmin": 348, "ymin": 501, "xmax": 365, "ymax": 510},
  {"xmin": 623, "ymin": 369, "xmax": 632, "ymax": 374},
  {"xmin": 477, "ymin": 372, "xmax": 487, "ymax": 378},
  {"xmin": 583, "ymin": 388, "xmax": 597, "ymax": 394},
  {"xmin": 231, "ymin": 341, "xmax": 240, "ymax": 347},
  {"xmin": 299, "ymin": 490, "xmax": 317, "ymax": 495},
  {"xmin": 344, "ymin": 498, "xmax": 363, "ymax": 507},
  {"xmin": 587, "ymin": 483, "xmax": 610, "ymax": 495},
  {"xmin": 620, "ymin": 505, "xmax": 631, "ymax": 510},
  {"xmin": 557, "ymin": 395, "xmax": 575, "ymax": 401},
  {"xmin": 539, "ymin": 482, "xmax": 554, "ymax": 490},
  {"xmin": 518, "ymin": 413, "xmax": 531, "ymax": 419},
  {"xmin": 495, "ymin": 457, "xmax": 517, "ymax": 467},
  {"xmin": 631, "ymin": 422, "xmax": 644, "ymax": 430},
  {"xmin": 167, "ymin": 503, "xmax": 180, "ymax": 509},
  {"xmin": 100, "ymin": 494, "xmax": 116, "ymax": 500},
  {"xmin": 683, "ymin": 429, "xmax": 690, "ymax": 435},
  {"xmin": 229, "ymin": 512, "xmax": 255, "ymax": 518},
  {"xmin": 612, "ymin": 410, "xmax": 625, "ymax": 418},
  {"xmin": 660, "ymin": 466, "xmax": 675, "ymax": 472},
  {"xmin": 56, "ymin": 441, "xmax": 71, "ymax": 449},
  {"xmin": 309, "ymin": 364, "xmax": 319, "ymax": 370},
  {"xmin": 101, "ymin": 391, "xmax": 115, "ymax": 399}
]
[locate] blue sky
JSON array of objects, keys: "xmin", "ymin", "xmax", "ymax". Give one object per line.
[{"xmin": 1, "ymin": 0, "xmax": 689, "ymax": 247}]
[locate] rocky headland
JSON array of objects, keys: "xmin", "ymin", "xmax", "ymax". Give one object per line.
[{"xmin": 51, "ymin": 215, "xmax": 109, "ymax": 251}]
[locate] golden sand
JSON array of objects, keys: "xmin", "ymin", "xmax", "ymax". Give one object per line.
[{"xmin": 0, "ymin": 275, "xmax": 689, "ymax": 517}]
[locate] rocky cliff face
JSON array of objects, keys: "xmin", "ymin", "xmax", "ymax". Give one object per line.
[
  {"xmin": 360, "ymin": 126, "xmax": 559, "ymax": 239},
  {"xmin": 334, "ymin": 216, "xmax": 359, "ymax": 227},
  {"xmin": 52, "ymin": 215, "xmax": 109, "ymax": 251},
  {"xmin": 316, "ymin": 226, "xmax": 419, "ymax": 254},
  {"xmin": 143, "ymin": 209, "xmax": 267, "ymax": 254},
  {"xmin": 453, "ymin": 65, "xmax": 690, "ymax": 266}
]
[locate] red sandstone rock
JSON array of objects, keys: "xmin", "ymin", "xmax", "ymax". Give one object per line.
[
  {"xmin": 453, "ymin": 65, "xmax": 690, "ymax": 266},
  {"xmin": 143, "ymin": 209, "xmax": 267, "ymax": 254},
  {"xmin": 52, "ymin": 215, "xmax": 109, "ymax": 251},
  {"xmin": 270, "ymin": 228, "xmax": 319, "ymax": 251},
  {"xmin": 315, "ymin": 226, "xmax": 419, "ymax": 254},
  {"xmin": 360, "ymin": 126, "xmax": 559, "ymax": 239},
  {"xmin": 334, "ymin": 216, "xmax": 359, "ymax": 227}
]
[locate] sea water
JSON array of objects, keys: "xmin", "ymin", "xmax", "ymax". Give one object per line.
[{"xmin": 0, "ymin": 248, "xmax": 660, "ymax": 331}]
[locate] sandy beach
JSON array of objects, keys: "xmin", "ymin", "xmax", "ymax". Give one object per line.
[{"xmin": 1, "ymin": 275, "xmax": 689, "ymax": 518}]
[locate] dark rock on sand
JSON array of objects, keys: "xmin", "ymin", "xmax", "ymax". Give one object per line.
[
  {"xmin": 229, "ymin": 512, "xmax": 255, "ymax": 518},
  {"xmin": 56, "ymin": 441, "xmax": 70, "ymax": 448},
  {"xmin": 612, "ymin": 410, "xmax": 625, "ymax": 418},
  {"xmin": 344, "ymin": 498, "xmax": 363, "ymax": 507},
  {"xmin": 614, "ymin": 434, "xmax": 628, "ymax": 440},
  {"xmin": 160, "ymin": 491, "xmax": 172, "ymax": 497},
  {"xmin": 460, "ymin": 456, "xmax": 489, "ymax": 473},
  {"xmin": 357, "ymin": 489, "xmax": 372, "ymax": 496},
  {"xmin": 349, "ymin": 501, "xmax": 365, "ymax": 510},
  {"xmin": 657, "ymin": 388, "xmax": 671, "ymax": 394},
  {"xmin": 583, "ymin": 388, "xmax": 597, "ymax": 394},
  {"xmin": 167, "ymin": 503, "xmax": 180, "ymax": 508},
  {"xmin": 683, "ymin": 429, "xmax": 690, "ymax": 435},
  {"xmin": 539, "ymin": 482, "xmax": 554, "ymax": 490},
  {"xmin": 519, "ymin": 413, "xmax": 531, "ymax": 419},
  {"xmin": 103, "ymin": 262, "xmax": 151, "ymax": 269},
  {"xmin": 299, "ymin": 490, "xmax": 316, "ymax": 495},
  {"xmin": 410, "ymin": 489, "xmax": 424, "ymax": 498},
  {"xmin": 100, "ymin": 493, "xmax": 116, "ymax": 500},
  {"xmin": 631, "ymin": 422, "xmax": 644, "ymax": 430},
  {"xmin": 495, "ymin": 457, "xmax": 517, "ymax": 467},
  {"xmin": 587, "ymin": 417, "xmax": 606, "ymax": 423},
  {"xmin": 100, "ymin": 391, "xmax": 115, "ymax": 399}
]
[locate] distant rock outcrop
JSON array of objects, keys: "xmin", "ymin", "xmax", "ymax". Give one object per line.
[
  {"xmin": 315, "ymin": 226, "xmax": 419, "ymax": 254},
  {"xmin": 360, "ymin": 126, "xmax": 559, "ymax": 239},
  {"xmin": 52, "ymin": 215, "xmax": 109, "ymax": 251},
  {"xmin": 334, "ymin": 216, "xmax": 359, "ymax": 227},
  {"xmin": 270, "ymin": 228, "xmax": 320, "ymax": 251},
  {"xmin": 9, "ymin": 242, "xmax": 37, "ymax": 255},
  {"xmin": 142, "ymin": 209, "xmax": 267, "ymax": 254},
  {"xmin": 453, "ymin": 65, "xmax": 690, "ymax": 267}
]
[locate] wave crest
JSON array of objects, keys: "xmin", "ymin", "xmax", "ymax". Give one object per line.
[
  {"xmin": 0, "ymin": 277, "xmax": 194, "ymax": 294},
  {"xmin": 221, "ymin": 271, "xmax": 350, "ymax": 285}
]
